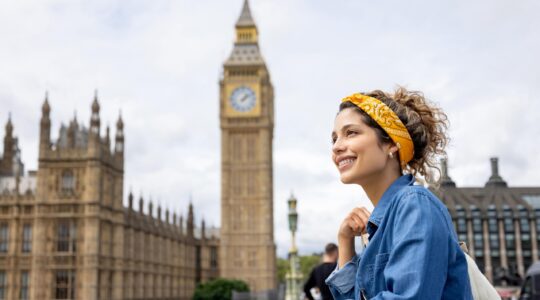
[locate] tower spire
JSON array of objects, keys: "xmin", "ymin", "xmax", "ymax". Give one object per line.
[
  {"xmin": 115, "ymin": 111, "xmax": 124, "ymax": 154},
  {"xmin": 1, "ymin": 113, "xmax": 16, "ymax": 176},
  {"xmin": 5, "ymin": 113, "xmax": 13, "ymax": 135},
  {"xmin": 39, "ymin": 92, "xmax": 51, "ymax": 156},
  {"xmin": 236, "ymin": 0, "xmax": 256, "ymax": 27},
  {"xmin": 90, "ymin": 90, "xmax": 100, "ymax": 135},
  {"xmin": 187, "ymin": 202, "xmax": 194, "ymax": 238},
  {"xmin": 233, "ymin": 0, "xmax": 258, "ymax": 45}
]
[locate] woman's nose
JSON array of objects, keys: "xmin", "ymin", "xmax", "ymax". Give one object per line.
[{"xmin": 332, "ymin": 137, "xmax": 345, "ymax": 154}]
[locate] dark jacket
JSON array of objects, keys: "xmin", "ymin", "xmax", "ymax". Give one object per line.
[{"xmin": 304, "ymin": 262, "xmax": 337, "ymax": 300}]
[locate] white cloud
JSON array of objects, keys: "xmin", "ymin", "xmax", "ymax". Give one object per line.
[{"xmin": 1, "ymin": 0, "xmax": 539, "ymax": 258}]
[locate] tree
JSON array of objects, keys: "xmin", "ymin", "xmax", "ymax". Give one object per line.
[
  {"xmin": 277, "ymin": 257, "xmax": 289, "ymax": 283},
  {"xmin": 276, "ymin": 253, "xmax": 322, "ymax": 284},
  {"xmin": 299, "ymin": 254, "xmax": 322, "ymax": 280},
  {"xmin": 192, "ymin": 278, "xmax": 249, "ymax": 300}
]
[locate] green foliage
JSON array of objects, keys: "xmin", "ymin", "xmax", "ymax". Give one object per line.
[
  {"xmin": 192, "ymin": 278, "xmax": 249, "ymax": 300},
  {"xmin": 276, "ymin": 253, "xmax": 322, "ymax": 284},
  {"xmin": 277, "ymin": 257, "xmax": 289, "ymax": 283},
  {"xmin": 299, "ymin": 254, "xmax": 322, "ymax": 280}
]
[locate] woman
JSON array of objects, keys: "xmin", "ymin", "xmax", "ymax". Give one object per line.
[{"xmin": 325, "ymin": 88, "xmax": 472, "ymax": 299}]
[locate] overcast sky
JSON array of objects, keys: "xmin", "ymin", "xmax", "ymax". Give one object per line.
[{"xmin": 1, "ymin": 0, "xmax": 539, "ymax": 257}]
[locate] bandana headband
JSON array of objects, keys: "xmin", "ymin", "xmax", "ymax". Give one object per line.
[{"xmin": 341, "ymin": 93, "xmax": 414, "ymax": 169}]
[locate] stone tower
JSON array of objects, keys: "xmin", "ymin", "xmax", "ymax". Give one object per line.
[
  {"xmin": 219, "ymin": 0, "xmax": 277, "ymax": 291},
  {"xmin": 31, "ymin": 92, "xmax": 125, "ymax": 299}
]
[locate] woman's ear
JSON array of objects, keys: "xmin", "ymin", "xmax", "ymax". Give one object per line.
[{"xmin": 389, "ymin": 144, "xmax": 399, "ymax": 156}]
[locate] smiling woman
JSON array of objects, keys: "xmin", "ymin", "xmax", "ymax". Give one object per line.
[{"xmin": 326, "ymin": 87, "xmax": 474, "ymax": 300}]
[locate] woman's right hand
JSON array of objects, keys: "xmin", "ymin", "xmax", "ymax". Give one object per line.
[{"xmin": 338, "ymin": 207, "xmax": 371, "ymax": 240}]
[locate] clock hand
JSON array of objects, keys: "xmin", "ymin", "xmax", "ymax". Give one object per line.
[{"xmin": 240, "ymin": 94, "xmax": 248, "ymax": 103}]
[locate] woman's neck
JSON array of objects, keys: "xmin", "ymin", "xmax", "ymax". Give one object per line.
[{"xmin": 362, "ymin": 168, "xmax": 401, "ymax": 207}]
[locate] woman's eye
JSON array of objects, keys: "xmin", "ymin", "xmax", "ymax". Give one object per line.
[
  {"xmin": 346, "ymin": 130, "xmax": 357, "ymax": 137},
  {"xmin": 331, "ymin": 137, "xmax": 337, "ymax": 144}
]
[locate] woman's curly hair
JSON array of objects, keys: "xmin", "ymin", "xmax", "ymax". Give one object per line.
[{"xmin": 339, "ymin": 86, "xmax": 449, "ymax": 184}]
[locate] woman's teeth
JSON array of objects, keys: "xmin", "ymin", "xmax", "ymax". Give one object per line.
[{"xmin": 339, "ymin": 158, "xmax": 355, "ymax": 167}]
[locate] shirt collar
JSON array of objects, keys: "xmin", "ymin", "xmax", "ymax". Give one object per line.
[{"xmin": 367, "ymin": 174, "xmax": 415, "ymax": 230}]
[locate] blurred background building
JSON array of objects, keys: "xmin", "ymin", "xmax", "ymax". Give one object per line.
[{"xmin": 438, "ymin": 157, "xmax": 540, "ymax": 289}]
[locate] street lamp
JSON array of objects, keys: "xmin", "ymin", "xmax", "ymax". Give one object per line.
[
  {"xmin": 288, "ymin": 194, "xmax": 298, "ymax": 253},
  {"xmin": 285, "ymin": 193, "xmax": 303, "ymax": 300}
]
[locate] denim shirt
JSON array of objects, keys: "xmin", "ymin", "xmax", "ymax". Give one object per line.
[{"xmin": 325, "ymin": 175, "xmax": 473, "ymax": 300}]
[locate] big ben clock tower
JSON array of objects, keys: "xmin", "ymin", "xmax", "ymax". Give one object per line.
[{"xmin": 219, "ymin": 0, "xmax": 277, "ymax": 292}]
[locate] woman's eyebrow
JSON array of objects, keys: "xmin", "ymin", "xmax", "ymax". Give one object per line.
[
  {"xmin": 332, "ymin": 124, "xmax": 359, "ymax": 136},
  {"xmin": 340, "ymin": 124, "xmax": 357, "ymax": 131},
  {"xmin": 331, "ymin": 124, "xmax": 358, "ymax": 137}
]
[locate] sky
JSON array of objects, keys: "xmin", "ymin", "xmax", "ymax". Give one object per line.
[{"xmin": 1, "ymin": 0, "xmax": 539, "ymax": 258}]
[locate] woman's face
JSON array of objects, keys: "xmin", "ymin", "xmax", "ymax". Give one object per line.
[{"xmin": 332, "ymin": 108, "xmax": 392, "ymax": 185}]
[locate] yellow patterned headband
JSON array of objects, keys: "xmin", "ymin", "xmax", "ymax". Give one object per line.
[{"xmin": 341, "ymin": 93, "xmax": 414, "ymax": 169}]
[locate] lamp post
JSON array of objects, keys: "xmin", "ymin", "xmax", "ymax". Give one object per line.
[{"xmin": 285, "ymin": 193, "xmax": 303, "ymax": 300}]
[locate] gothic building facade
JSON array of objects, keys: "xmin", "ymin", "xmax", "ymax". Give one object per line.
[
  {"xmin": 0, "ymin": 96, "xmax": 219, "ymax": 300},
  {"xmin": 438, "ymin": 157, "xmax": 540, "ymax": 286},
  {"xmin": 0, "ymin": 1, "xmax": 278, "ymax": 299}
]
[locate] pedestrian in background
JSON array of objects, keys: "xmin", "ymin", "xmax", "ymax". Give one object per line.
[{"xmin": 303, "ymin": 243, "xmax": 338, "ymax": 300}]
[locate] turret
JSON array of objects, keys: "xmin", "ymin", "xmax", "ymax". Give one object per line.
[
  {"xmin": 201, "ymin": 218, "xmax": 206, "ymax": 239},
  {"xmin": 39, "ymin": 93, "xmax": 51, "ymax": 156},
  {"xmin": 2, "ymin": 114, "xmax": 14, "ymax": 162},
  {"xmin": 66, "ymin": 114, "xmax": 79, "ymax": 148},
  {"xmin": 105, "ymin": 125, "xmax": 111, "ymax": 149},
  {"xmin": 187, "ymin": 202, "xmax": 194, "ymax": 238},
  {"xmin": 90, "ymin": 90, "xmax": 100, "ymax": 136},
  {"xmin": 139, "ymin": 195, "xmax": 144, "ymax": 215},
  {"xmin": 179, "ymin": 214, "xmax": 184, "ymax": 236},
  {"xmin": 128, "ymin": 191, "xmax": 134, "ymax": 210},
  {"xmin": 148, "ymin": 200, "xmax": 154, "ymax": 217},
  {"xmin": 0, "ymin": 114, "xmax": 16, "ymax": 176},
  {"xmin": 115, "ymin": 113, "xmax": 124, "ymax": 162}
]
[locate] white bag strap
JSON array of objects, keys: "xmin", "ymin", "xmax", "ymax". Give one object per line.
[{"xmin": 459, "ymin": 242, "xmax": 501, "ymax": 300}]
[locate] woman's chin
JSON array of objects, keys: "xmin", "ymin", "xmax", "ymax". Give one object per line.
[{"xmin": 340, "ymin": 174, "xmax": 355, "ymax": 184}]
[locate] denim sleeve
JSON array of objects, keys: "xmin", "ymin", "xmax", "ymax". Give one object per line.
[
  {"xmin": 372, "ymin": 192, "xmax": 451, "ymax": 300},
  {"xmin": 325, "ymin": 254, "xmax": 358, "ymax": 300}
]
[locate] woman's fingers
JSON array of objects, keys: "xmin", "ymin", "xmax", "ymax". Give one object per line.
[
  {"xmin": 351, "ymin": 207, "xmax": 371, "ymax": 233},
  {"xmin": 353, "ymin": 207, "xmax": 371, "ymax": 221},
  {"xmin": 347, "ymin": 213, "xmax": 364, "ymax": 235},
  {"xmin": 339, "ymin": 206, "xmax": 372, "ymax": 239}
]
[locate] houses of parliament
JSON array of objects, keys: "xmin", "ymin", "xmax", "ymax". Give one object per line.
[{"xmin": 0, "ymin": 0, "xmax": 277, "ymax": 299}]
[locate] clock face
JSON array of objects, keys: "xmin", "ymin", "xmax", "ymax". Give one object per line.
[{"xmin": 230, "ymin": 86, "xmax": 256, "ymax": 112}]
